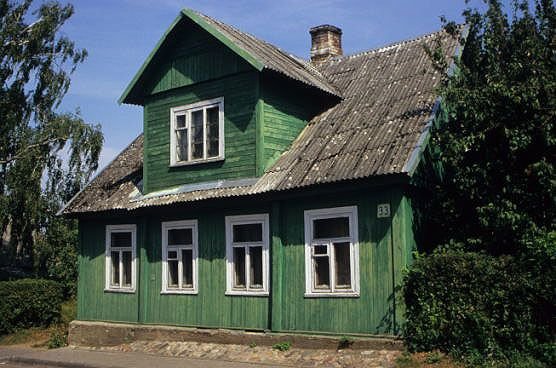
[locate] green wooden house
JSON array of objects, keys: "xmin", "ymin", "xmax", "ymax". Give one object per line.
[{"xmin": 61, "ymin": 9, "xmax": 459, "ymax": 336}]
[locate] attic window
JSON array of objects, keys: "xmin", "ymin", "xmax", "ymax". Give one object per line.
[{"xmin": 170, "ymin": 97, "xmax": 224, "ymax": 166}]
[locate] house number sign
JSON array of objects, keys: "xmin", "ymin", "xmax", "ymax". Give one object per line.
[{"xmin": 377, "ymin": 203, "xmax": 391, "ymax": 218}]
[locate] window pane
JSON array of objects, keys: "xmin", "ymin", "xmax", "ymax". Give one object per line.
[
  {"xmin": 168, "ymin": 228, "xmax": 192, "ymax": 245},
  {"xmin": 206, "ymin": 107, "xmax": 219, "ymax": 158},
  {"xmin": 233, "ymin": 223, "xmax": 262, "ymax": 243},
  {"xmin": 182, "ymin": 249, "xmax": 193, "ymax": 288},
  {"xmin": 314, "ymin": 256, "xmax": 330, "ymax": 289},
  {"xmin": 233, "ymin": 247, "xmax": 246, "ymax": 288},
  {"xmin": 176, "ymin": 129, "xmax": 188, "ymax": 162},
  {"xmin": 191, "ymin": 110, "xmax": 204, "ymax": 159},
  {"xmin": 334, "ymin": 242, "xmax": 351, "ymax": 289},
  {"xmin": 111, "ymin": 232, "xmax": 131, "ymax": 248},
  {"xmin": 167, "ymin": 250, "xmax": 178, "ymax": 259},
  {"xmin": 176, "ymin": 114, "xmax": 186, "ymax": 128},
  {"xmin": 122, "ymin": 251, "xmax": 132, "ymax": 287},
  {"xmin": 313, "ymin": 217, "xmax": 349, "ymax": 239},
  {"xmin": 313, "ymin": 244, "xmax": 328, "ymax": 255},
  {"xmin": 249, "ymin": 246, "xmax": 263, "ymax": 289},
  {"xmin": 168, "ymin": 260, "xmax": 179, "ymax": 288},
  {"xmin": 111, "ymin": 251, "xmax": 120, "ymax": 287}
]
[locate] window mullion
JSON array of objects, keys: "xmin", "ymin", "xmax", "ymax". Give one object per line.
[
  {"xmin": 329, "ymin": 242, "xmax": 336, "ymax": 292},
  {"xmin": 203, "ymin": 108, "xmax": 207, "ymax": 160},
  {"xmin": 119, "ymin": 250, "xmax": 124, "ymax": 288},
  {"xmin": 187, "ymin": 111, "xmax": 192, "ymax": 161},
  {"xmin": 245, "ymin": 245, "xmax": 250, "ymax": 291}
]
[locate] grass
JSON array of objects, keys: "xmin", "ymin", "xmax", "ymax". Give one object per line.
[
  {"xmin": 396, "ymin": 351, "xmax": 464, "ymax": 368},
  {"xmin": 0, "ymin": 298, "xmax": 76, "ymax": 348}
]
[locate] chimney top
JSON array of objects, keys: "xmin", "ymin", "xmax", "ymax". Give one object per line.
[{"xmin": 309, "ymin": 24, "xmax": 343, "ymax": 64}]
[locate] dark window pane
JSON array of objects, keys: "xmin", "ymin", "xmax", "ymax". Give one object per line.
[
  {"xmin": 206, "ymin": 107, "xmax": 219, "ymax": 157},
  {"xmin": 233, "ymin": 247, "xmax": 246, "ymax": 288},
  {"xmin": 313, "ymin": 217, "xmax": 349, "ymax": 239},
  {"xmin": 249, "ymin": 246, "xmax": 263, "ymax": 289},
  {"xmin": 233, "ymin": 223, "xmax": 262, "ymax": 243},
  {"xmin": 122, "ymin": 251, "xmax": 132, "ymax": 287},
  {"xmin": 176, "ymin": 114, "xmax": 186, "ymax": 128},
  {"xmin": 314, "ymin": 256, "xmax": 330, "ymax": 289},
  {"xmin": 176, "ymin": 129, "xmax": 188, "ymax": 161},
  {"xmin": 191, "ymin": 110, "xmax": 204, "ymax": 159},
  {"xmin": 167, "ymin": 250, "xmax": 177, "ymax": 259},
  {"xmin": 182, "ymin": 249, "xmax": 193, "ymax": 288},
  {"xmin": 313, "ymin": 244, "xmax": 328, "ymax": 255},
  {"xmin": 334, "ymin": 242, "xmax": 351, "ymax": 288},
  {"xmin": 168, "ymin": 228, "xmax": 192, "ymax": 245},
  {"xmin": 111, "ymin": 251, "xmax": 120, "ymax": 286},
  {"xmin": 168, "ymin": 260, "xmax": 178, "ymax": 288},
  {"xmin": 111, "ymin": 232, "xmax": 131, "ymax": 248}
]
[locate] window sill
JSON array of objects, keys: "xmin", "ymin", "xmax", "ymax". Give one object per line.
[
  {"xmin": 304, "ymin": 291, "xmax": 360, "ymax": 298},
  {"xmin": 104, "ymin": 288, "xmax": 136, "ymax": 294},
  {"xmin": 169, "ymin": 156, "xmax": 224, "ymax": 168},
  {"xmin": 225, "ymin": 290, "xmax": 269, "ymax": 297},
  {"xmin": 160, "ymin": 290, "xmax": 198, "ymax": 295}
]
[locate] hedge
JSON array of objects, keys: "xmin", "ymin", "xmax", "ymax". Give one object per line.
[
  {"xmin": 402, "ymin": 247, "xmax": 555, "ymax": 366},
  {"xmin": 0, "ymin": 278, "xmax": 64, "ymax": 334}
]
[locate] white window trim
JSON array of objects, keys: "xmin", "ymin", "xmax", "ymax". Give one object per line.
[
  {"xmin": 225, "ymin": 214, "xmax": 270, "ymax": 296},
  {"xmin": 304, "ymin": 206, "xmax": 360, "ymax": 298},
  {"xmin": 169, "ymin": 97, "xmax": 225, "ymax": 167},
  {"xmin": 161, "ymin": 220, "xmax": 199, "ymax": 295},
  {"xmin": 105, "ymin": 224, "xmax": 137, "ymax": 293}
]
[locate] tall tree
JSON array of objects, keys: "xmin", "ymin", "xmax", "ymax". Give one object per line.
[
  {"xmin": 0, "ymin": 0, "xmax": 103, "ymax": 267},
  {"xmin": 423, "ymin": 0, "xmax": 555, "ymax": 255}
]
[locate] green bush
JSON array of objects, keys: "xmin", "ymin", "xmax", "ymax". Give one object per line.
[
  {"xmin": 403, "ymin": 247, "xmax": 555, "ymax": 366},
  {"xmin": 0, "ymin": 279, "xmax": 64, "ymax": 334}
]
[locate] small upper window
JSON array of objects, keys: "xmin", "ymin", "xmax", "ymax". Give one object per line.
[
  {"xmin": 161, "ymin": 220, "xmax": 198, "ymax": 294},
  {"xmin": 225, "ymin": 214, "xmax": 269, "ymax": 296},
  {"xmin": 170, "ymin": 97, "xmax": 224, "ymax": 166},
  {"xmin": 105, "ymin": 225, "xmax": 136, "ymax": 292},
  {"xmin": 304, "ymin": 206, "xmax": 359, "ymax": 297}
]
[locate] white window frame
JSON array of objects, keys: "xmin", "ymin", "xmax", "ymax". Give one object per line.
[
  {"xmin": 105, "ymin": 224, "xmax": 137, "ymax": 293},
  {"xmin": 169, "ymin": 97, "xmax": 225, "ymax": 167},
  {"xmin": 161, "ymin": 220, "xmax": 199, "ymax": 295},
  {"xmin": 304, "ymin": 206, "xmax": 360, "ymax": 297},
  {"xmin": 225, "ymin": 214, "xmax": 270, "ymax": 296}
]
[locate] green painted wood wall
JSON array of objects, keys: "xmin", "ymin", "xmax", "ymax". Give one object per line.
[
  {"xmin": 143, "ymin": 71, "xmax": 260, "ymax": 193},
  {"xmin": 77, "ymin": 185, "xmax": 417, "ymax": 335}
]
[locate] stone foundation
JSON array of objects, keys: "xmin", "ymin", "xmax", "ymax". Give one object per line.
[{"xmin": 69, "ymin": 320, "xmax": 403, "ymax": 351}]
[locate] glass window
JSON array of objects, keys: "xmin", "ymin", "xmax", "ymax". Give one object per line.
[
  {"xmin": 170, "ymin": 98, "xmax": 224, "ymax": 165},
  {"xmin": 161, "ymin": 220, "xmax": 198, "ymax": 294},
  {"xmin": 226, "ymin": 215, "xmax": 269, "ymax": 295},
  {"xmin": 106, "ymin": 225, "xmax": 136, "ymax": 292},
  {"xmin": 304, "ymin": 207, "xmax": 359, "ymax": 297}
]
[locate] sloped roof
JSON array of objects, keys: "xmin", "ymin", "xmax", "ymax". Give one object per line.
[
  {"xmin": 62, "ymin": 29, "xmax": 460, "ymax": 215},
  {"xmin": 119, "ymin": 9, "xmax": 340, "ymax": 105}
]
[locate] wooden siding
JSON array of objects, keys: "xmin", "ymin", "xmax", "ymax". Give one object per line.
[
  {"xmin": 143, "ymin": 71, "xmax": 259, "ymax": 193},
  {"xmin": 77, "ymin": 185, "xmax": 417, "ymax": 335},
  {"xmin": 259, "ymin": 75, "xmax": 332, "ymax": 174}
]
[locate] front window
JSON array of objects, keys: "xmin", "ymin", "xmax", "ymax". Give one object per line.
[
  {"xmin": 105, "ymin": 225, "xmax": 136, "ymax": 292},
  {"xmin": 225, "ymin": 214, "xmax": 269, "ymax": 295},
  {"xmin": 304, "ymin": 206, "xmax": 359, "ymax": 297},
  {"xmin": 161, "ymin": 220, "xmax": 198, "ymax": 294},
  {"xmin": 170, "ymin": 97, "xmax": 224, "ymax": 166}
]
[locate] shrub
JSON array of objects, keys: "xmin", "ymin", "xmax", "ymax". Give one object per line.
[
  {"xmin": 0, "ymin": 279, "xmax": 64, "ymax": 334},
  {"xmin": 402, "ymin": 247, "xmax": 555, "ymax": 366}
]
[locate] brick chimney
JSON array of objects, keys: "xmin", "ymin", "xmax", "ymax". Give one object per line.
[{"xmin": 309, "ymin": 24, "xmax": 343, "ymax": 64}]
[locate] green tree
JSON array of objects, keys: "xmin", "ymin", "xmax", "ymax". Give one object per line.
[
  {"xmin": 424, "ymin": 0, "xmax": 555, "ymax": 255},
  {"xmin": 0, "ymin": 0, "xmax": 103, "ymax": 280}
]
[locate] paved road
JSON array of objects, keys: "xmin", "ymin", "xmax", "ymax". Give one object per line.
[{"xmin": 0, "ymin": 346, "xmax": 289, "ymax": 368}]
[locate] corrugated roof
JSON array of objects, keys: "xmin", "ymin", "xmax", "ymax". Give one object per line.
[
  {"xmin": 62, "ymin": 29, "xmax": 459, "ymax": 215},
  {"xmin": 119, "ymin": 9, "xmax": 340, "ymax": 105}
]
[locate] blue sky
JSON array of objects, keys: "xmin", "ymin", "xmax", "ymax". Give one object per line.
[{"xmin": 56, "ymin": 0, "xmax": 493, "ymax": 170}]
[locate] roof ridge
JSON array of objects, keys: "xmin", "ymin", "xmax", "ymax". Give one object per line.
[{"xmin": 326, "ymin": 28, "xmax": 450, "ymax": 63}]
